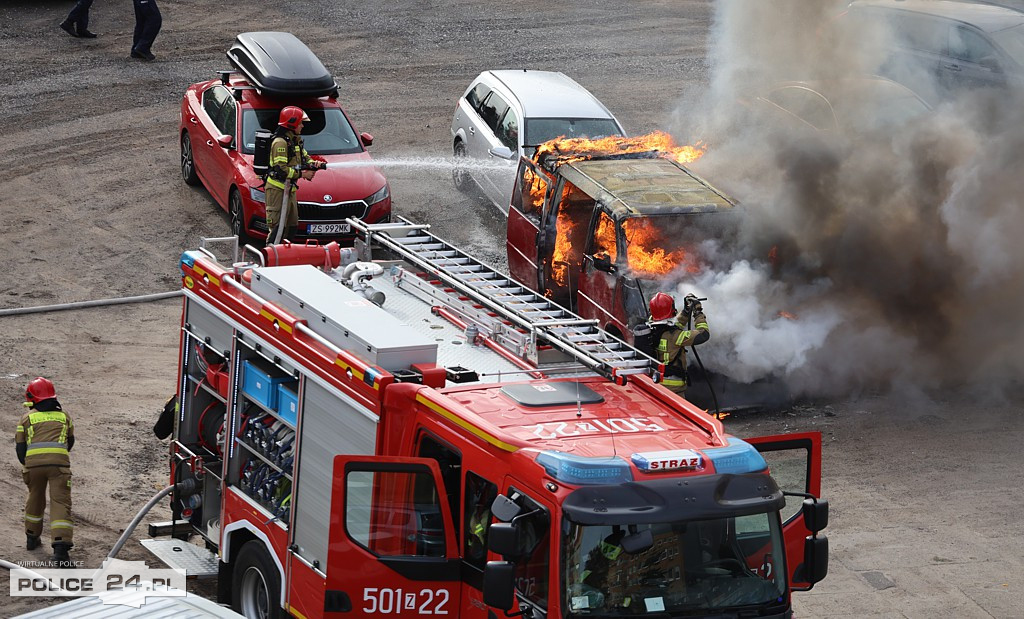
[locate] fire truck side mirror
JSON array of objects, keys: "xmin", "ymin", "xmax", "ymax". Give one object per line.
[
  {"xmin": 487, "ymin": 522, "xmax": 520, "ymax": 557},
  {"xmin": 482, "ymin": 560, "xmax": 516, "ymax": 611},
  {"xmin": 802, "ymin": 534, "xmax": 829, "ymax": 584},
  {"xmin": 802, "ymin": 498, "xmax": 829, "ymax": 533},
  {"xmin": 491, "ymin": 493, "xmax": 521, "ymax": 522}
]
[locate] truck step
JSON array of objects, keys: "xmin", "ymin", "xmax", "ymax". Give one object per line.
[{"xmin": 140, "ymin": 538, "xmax": 219, "ymax": 579}]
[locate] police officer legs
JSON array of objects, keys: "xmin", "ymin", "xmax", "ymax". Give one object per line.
[
  {"xmin": 131, "ymin": 0, "xmax": 162, "ymax": 60},
  {"xmin": 17, "ymin": 378, "xmax": 75, "ymax": 566},
  {"xmin": 61, "ymin": 0, "xmax": 97, "ymax": 38}
]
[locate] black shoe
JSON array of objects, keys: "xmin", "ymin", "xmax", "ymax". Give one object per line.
[
  {"xmin": 51, "ymin": 542, "xmax": 73, "ymax": 568},
  {"xmin": 26, "ymin": 534, "xmax": 41, "ymax": 550},
  {"xmin": 130, "ymin": 49, "xmax": 156, "ymax": 61},
  {"xmin": 78, "ymin": 29, "xmax": 98, "ymax": 38},
  {"xmin": 59, "ymin": 20, "xmax": 79, "ymax": 37}
]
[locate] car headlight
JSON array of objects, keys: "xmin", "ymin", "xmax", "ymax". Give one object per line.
[
  {"xmin": 249, "ymin": 186, "xmax": 266, "ymax": 203},
  {"xmin": 366, "ymin": 184, "xmax": 390, "ymax": 205}
]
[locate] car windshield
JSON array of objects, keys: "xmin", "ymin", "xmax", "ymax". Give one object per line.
[
  {"xmin": 563, "ymin": 514, "xmax": 786, "ymax": 616},
  {"xmin": 241, "ymin": 108, "xmax": 363, "ymax": 155},
  {"xmin": 525, "ymin": 118, "xmax": 623, "ymax": 146},
  {"xmin": 990, "ymin": 24, "xmax": 1024, "ymax": 67}
]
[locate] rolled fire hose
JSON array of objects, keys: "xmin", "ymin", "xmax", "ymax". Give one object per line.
[
  {"xmin": 0, "ymin": 290, "xmax": 182, "ymax": 317},
  {"xmin": 272, "ymin": 178, "xmax": 293, "ymax": 245}
]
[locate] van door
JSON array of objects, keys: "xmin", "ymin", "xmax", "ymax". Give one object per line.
[
  {"xmin": 745, "ymin": 432, "xmax": 825, "ymax": 590},
  {"xmin": 326, "ymin": 455, "xmax": 462, "ymax": 616},
  {"xmin": 506, "ymin": 160, "xmax": 550, "ymax": 290},
  {"xmin": 577, "ymin": 209, "xmax": 627, "ymax": 337}
]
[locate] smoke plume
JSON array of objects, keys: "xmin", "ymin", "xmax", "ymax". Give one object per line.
[{"xmin": 666, "ymin": 0, "xmax": 1024, "ymax": 398}]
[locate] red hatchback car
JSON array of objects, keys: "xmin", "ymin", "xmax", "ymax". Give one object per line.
[{"xmin": 179, "ymin": 32, "xmax": 390, "ymax": 243}]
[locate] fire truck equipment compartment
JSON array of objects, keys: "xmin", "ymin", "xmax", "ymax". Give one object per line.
[
  {"xmin": 277, "ymin": 383, "xmax": 299, "ymax": 426},
  {"xmin": 500, "ymin": 381, "xmax": 604, "ymax": 407},
  {"xmin": 242, "ymin": 360, "xmax": 293, "ymax": 411},
  {"xmin": 226, "ymin": 32, "xmax": 339, "ymax": 98},
  {"xmin": 250, "ymin": 265, "xmax": 438, "ymax": 371}
]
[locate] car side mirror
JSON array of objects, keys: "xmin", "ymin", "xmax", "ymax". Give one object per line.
[
  {"xmin": 802, "ymin": 498, "xmax": 829, "ymax": 533},
  {"xmin": 217, "ymin": 134, "xmax": 234, "ymax": 149},
  {"xmin": 483, "ymin": 561, "xmax": 516, "ymax": 611},
  {"xmin": 489, "ymin": 146, "xmax": 515, "ymax": 160},
  {"xmin": 591, "ymin": 253, "xmax": 616, "ymax": 274},
  {"xmin": 360, "ymin": 132, "xmax": 374, "ymax": 147}
]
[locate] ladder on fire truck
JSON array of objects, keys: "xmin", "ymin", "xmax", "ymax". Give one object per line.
[{"xmin": 349, "ymin": 217, "xmax": 662, "ymax": 383}]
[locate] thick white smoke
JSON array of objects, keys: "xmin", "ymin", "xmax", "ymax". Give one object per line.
[{"xmin": 662, "ymin": 0, "xmax": 1024, "ymax": 398}]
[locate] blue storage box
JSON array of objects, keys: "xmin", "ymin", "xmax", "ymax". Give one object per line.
[
  {"xmin": 277, "ymin": 383, "xmax": 299, "ymax": 427},
  {"xmin": 241, "ymin": 360, "xmax": 292, "ymax": 410}
]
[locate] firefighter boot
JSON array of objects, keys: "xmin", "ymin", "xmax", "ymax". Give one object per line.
[
  {"xmin": 26, "ymin": 534, "xmax": 41, "ymax": 550},
  {"xmin": 52, "ymin": 542, "xmax": 73, "ymax": 568}
]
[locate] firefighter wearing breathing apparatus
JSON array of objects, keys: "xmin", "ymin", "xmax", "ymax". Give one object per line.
[
  {"xmin": 16, "ymin": 377, "xmax": 75, "ymax": 566},
  {"xmin": 264, "ymin": 106, "xmax": 326, "ymax": 244},
  {"xmin": 648, "ymin": 292, "xmax": 709, "ymax": 395}
]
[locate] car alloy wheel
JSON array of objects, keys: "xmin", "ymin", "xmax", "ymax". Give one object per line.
[{"xmin": 180, "ymin": 132, "xmax": 201, "ymax": 186}]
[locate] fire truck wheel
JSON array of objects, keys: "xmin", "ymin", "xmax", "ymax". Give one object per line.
[
  {"xmin": 232, "ymin": 540, "xmax": 285, "ymax": 619},
  {"xmin": 181, "ymin": 131, "xmax": 201, "ymax": 187},
  {"xmin": 229, "ymin": 188, "xmax": 253, "ymax": 245},
  {"xmin": 452, "ymin": 140, "xmax": 470, "ymax": 191}
]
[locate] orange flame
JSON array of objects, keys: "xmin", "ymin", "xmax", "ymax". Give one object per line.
[
  {"xmin": 778, "ymin": 311, "xmax": 798, "ymax": 320},
  {"xmin": 622, "ymin": 218, "xmax": 699, "ymax": 278},
  {"xmin": 535, "ymin": 130, "xmax": 706, "ymax": 165}
]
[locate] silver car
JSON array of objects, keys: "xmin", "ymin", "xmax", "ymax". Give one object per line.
[{"xmin": 450, "ymin": 70, "xmax": 625, "ymax": 214}]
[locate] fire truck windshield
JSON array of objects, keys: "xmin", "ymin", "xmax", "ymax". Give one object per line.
[{"xmin": 562, "ymin": 514, "xmax": 786, "ymax": 616}]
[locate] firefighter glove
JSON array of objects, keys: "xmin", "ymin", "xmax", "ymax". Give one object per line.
[{"xmin": 683, "ymin": 294, "xmax": 702, "ymax": 315}]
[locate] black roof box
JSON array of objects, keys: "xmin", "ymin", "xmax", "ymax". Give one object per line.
[{"xmin": 226, "ymin": 32, "xmax": 339, "ymax": 98}]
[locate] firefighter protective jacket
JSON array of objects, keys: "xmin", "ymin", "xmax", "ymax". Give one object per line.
[
  {"xmin": 16, "ymin": 402, "xmax": 74, "ymax": 468},
  {"xmin": 266, "ymin": 130, "xmax": 313, "ymax": 192},
  {"xmin": 657, "ymin": 311, "xmax": 709, "ymax": 388}
]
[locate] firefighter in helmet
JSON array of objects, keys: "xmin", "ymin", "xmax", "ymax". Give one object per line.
[
  {"xmin": 264, "ymin": 106, "xmax": 326, "ymax": 244},
  {"xmin": 16, "ymin": 377, "xmax": 75, "ymax": 566},
  {"xmin": 648, "ymin": 292, "xmax": 709, "ymax": 395}
]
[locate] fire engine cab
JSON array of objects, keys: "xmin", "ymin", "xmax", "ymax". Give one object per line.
[{"xmin": 148, "ymin": 216, "xmax": 827, "ymax": 618}]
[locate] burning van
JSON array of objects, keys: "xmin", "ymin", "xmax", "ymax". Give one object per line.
[{"xmin": 506, "ymin": 132, "xmax": 736, "ymax": 341}]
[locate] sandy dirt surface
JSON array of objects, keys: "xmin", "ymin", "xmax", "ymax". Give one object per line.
[{"xmin": 1, "ymin": 1, "xmax": 1022, "ymax": 617}]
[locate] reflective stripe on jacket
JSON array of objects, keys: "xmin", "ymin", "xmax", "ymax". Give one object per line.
[
  {"xmin": 16, "ymin": 409, "xmax": 73, "ymax": 467},
  {"xmin": 265, "ymin": 132, "xmax": 310, "ymax": 191}
]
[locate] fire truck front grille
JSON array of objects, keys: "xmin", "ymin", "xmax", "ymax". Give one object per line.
[{"xmin": 297, "ymin": 200, "xmax": 368, "ymax": 221}]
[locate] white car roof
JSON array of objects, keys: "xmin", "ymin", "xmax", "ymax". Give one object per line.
[{"xmin": 486, "ymin": 70, "xmax": 617, "ymax": 120}]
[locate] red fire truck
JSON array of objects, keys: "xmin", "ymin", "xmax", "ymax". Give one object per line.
[{"xmin": 147, "ymin": 216, "xmax": 827, "ymax": 618}]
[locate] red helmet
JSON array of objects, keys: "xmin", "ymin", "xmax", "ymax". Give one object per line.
[
  {"xmin": 278, "ymin": 106, "xmax": 310, "ymax": 131},
  {"xmin": 649, "ymin": 292, "xmax": 676, "ymax": 321},
  {"xmin": 25, "ymin": 377, "xmax": 56, "ymax": 404}
]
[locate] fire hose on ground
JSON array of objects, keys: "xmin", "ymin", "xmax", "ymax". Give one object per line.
[{"xmin": 0, "ymin": 290, "xmax": 182, "ymax": 317}]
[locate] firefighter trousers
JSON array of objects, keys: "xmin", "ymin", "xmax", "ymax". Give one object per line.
[
  {"xmin": 264, "ymin": 185, "xmax": 298, "ymax": 243},
  {"xmin": 23, "ymin": 465, "xmax": 73, "ymax": 543}
]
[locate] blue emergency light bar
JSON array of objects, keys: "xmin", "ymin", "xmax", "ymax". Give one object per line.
[
  {"xmin": 536, "ymin": 451, "xmax": 633, "ymax": 485},
  {"xmin": 703, "ymin": 438, "xmax": 768, "ymax": 474},
  {"xmin": 180, "ymin": 250, "xmax": 201, "ymax": 274}
]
